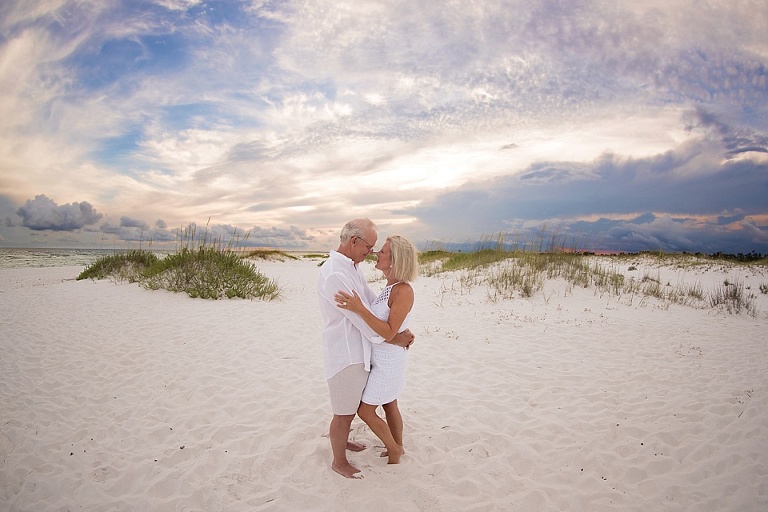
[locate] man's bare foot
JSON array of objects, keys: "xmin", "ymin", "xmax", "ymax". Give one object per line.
[
  {"xmin": 331, "ymin": 461, "xmax": 363, "ymax": 479},
  {"xmin": 386, "ymin": 445, "xmax": 404, "ymax": 464},
  {"xmin": 347, "ymin": 441, "xmax": 366, "ymax": 452}
]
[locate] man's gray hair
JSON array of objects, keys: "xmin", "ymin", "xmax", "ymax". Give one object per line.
[{"xmin": 340, "ymin": 218, "xmax": 376, "ymax": 243}]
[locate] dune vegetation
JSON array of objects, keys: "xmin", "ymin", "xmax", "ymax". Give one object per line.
[
  {"xmin": 417, "ymin": 235, "xmax": 766, "ymax": 317},
  {"xmin": 78, "ymin": 227, "xmax": 766, "ymax": 313},
  {"xmin": 77, "ymin": 225, "xmax": 281, "ymax": 300}
]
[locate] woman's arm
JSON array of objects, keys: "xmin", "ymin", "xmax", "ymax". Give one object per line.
[{"xmin": 335, "ymin": 284, "xmax": 414, "ymax": 342}]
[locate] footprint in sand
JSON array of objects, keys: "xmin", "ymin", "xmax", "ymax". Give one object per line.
[{"xmin": 0, "ymin": 431, "xmax": 14, "ymax": 460}]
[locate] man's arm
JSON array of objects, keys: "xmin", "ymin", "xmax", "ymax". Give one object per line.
[
  {"xmin": 334, "ymin": 286, "xmax": 416, "ymax": 349},
  {"xmin": 389, "ymin": 329, "xmax": 415, "ymax": 348},
  {"xmin": 321, "ymin": 272, "xmax": 384, "ymax": 342}
]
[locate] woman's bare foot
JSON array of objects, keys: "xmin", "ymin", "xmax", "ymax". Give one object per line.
[
  {"xmin": 379, "ymin": 446, "xmax": 405, "ymax": 458},
  {"xmin": 385, "ymin": 445, "xmax": 404, "ymax": 464},
  {"xmin": 331, "ymin": 461, "xmax": 363, "ymax": 479},
  {"xmin": 347, "ymin": 441, "xmax": 366, "ymax": 452}
]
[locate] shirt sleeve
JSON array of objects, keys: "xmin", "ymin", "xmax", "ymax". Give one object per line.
[{"xmin": 321, "ymin": 271, "xmax": 385, "ymax": 344}]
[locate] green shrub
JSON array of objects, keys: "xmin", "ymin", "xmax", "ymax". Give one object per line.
[
  {"xmin": 441, "ymin": 249, "xmax": 512, "ymax": 271},
  {"xmin": 77, "ymin": 250, "xmax": 159, "ymax": 282},
  {"xmin": 78, "ymin": 247, "xmax": 279, "ymax": 300},
  {"xmin": 144, "ymin": 247, "xmax": 279, "ymax": 300}
]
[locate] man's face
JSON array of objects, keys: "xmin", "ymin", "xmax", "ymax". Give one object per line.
[{"xmin": 351, "ymin": 230, "xmax": 377, "ymax": 264}]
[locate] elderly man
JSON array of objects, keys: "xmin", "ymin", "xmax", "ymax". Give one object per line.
[{"xmin": 317, "ymin": 218, "xmax": 414, "ymax": 478}]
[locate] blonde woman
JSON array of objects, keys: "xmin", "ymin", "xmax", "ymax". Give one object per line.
[{"xmin": 335, "ymin": 235, "xmax": 419, "ymax": 464}]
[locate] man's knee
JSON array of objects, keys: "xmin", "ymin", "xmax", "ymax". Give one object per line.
[{"xmin": 332, "ymin": 413, "xmax": 356, "ymax": 426}]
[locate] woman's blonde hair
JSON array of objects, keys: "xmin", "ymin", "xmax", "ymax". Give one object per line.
[{"xmin": 388, "ymin": 235, "xmax": 419, "ymax": 283}]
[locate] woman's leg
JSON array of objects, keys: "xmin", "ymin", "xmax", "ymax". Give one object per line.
[
  {"xmin": 357, "ymin": 402, "xmax": 404, "ymax": 464},
  {"xmin": 381, "ymin": 400, "xmax": 404, "ymax": 448}
]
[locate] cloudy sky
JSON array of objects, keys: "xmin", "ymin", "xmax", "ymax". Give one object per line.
[{"xmin": 1, "ymin": 0, "xmax": 767, "ymax": 253}]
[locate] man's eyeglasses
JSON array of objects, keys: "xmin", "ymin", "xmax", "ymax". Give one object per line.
[{"xmin": 354, "ymin": 236, "xmax": 375, "ymax": 251}]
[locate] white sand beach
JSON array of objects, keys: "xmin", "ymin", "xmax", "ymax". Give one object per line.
[{"xmin": 1, "ymin": 257, "xmax": 767, "ymax": 511}]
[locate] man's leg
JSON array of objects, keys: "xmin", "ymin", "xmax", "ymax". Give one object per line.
[
  {"xmin": 327, "ymin": 363, "xmax": 369, "ymax": 478},
  {"xmin": 329, "ymin": 414, "xmax": 362, "ymax": 478}
]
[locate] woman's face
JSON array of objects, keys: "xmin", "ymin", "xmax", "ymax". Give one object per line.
[{"xmin": 375, "ymin": 240, "xmax": 392, "ymax": 272}]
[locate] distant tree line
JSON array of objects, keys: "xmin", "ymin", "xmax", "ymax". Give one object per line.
[
  {"xmin": 582, "ymin": 250, "xmax": 767, "ymax": 263},
  {"xmin": 696, "ymin": 251, "xmax": 766, "ymax": 263}
]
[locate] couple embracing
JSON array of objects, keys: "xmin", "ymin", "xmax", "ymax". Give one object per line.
[{"xmin": 316, "ymin": 218, "xmax": 419, "ymax": 479}]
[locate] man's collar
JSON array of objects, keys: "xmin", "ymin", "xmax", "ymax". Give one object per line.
[{"xmin": 330, "ymin": 250, "xmax": 356, "ymax": 267}]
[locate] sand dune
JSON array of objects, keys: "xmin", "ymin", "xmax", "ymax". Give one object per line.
[{"xmin": 1, "ymin": 257, "xmax": 767, "ymax": 511}]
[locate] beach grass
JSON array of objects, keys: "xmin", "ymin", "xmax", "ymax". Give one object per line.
[
  {"xmin": 142, "ymin": 247, "xmax": 279, "ymax": 300},
  {"xmin": 77, "ymin": 224, "xmax": 280, "ymax": 300},
  {"xmin": 76, "ymin": 228, "xmax": 763, "ymax": 312},
  {"xmin": 241, "ymin": 249, "xmax": 298, "ymax": 261},
  {"xmin": 708, "ymin": 279, "xmax": 757, "ymax": 316},
  {"xmin": 418, "ymin": 235, "xmax": 764, "ymax": 316},
  {"xmin": 76, "ymin": 250, "xmax": 160, "ymax": 282}
]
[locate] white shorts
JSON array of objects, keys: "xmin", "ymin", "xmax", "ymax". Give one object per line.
[{"xmin": 327, "ymin": 363, "xmax": 369, "ymax": 415}]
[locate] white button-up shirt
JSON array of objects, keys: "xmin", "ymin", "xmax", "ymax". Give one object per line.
[{"xmin": 317, "ymin": 251, "xmax": 383, "ymax": 379}]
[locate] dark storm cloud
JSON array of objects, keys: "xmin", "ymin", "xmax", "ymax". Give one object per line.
[
  {"xmin": 565, "ymin": 214, "xmax": 767, "ymax": 254},
  {"xmin": 17, "ymin": 195, "xmax": 103, "ymax": 231},
  {"xmin": 0, "ymin": 195, "xmax": 21, "ymax": 227},
  {"xmin": 166, "ymin": 222, "xmax": 316, "ymax": 249},
  {"xmin": 684, "ymin": 107, "xmax": 768, "ymax": 159},
  {"xmin": 408, "ymin": 111, "xmax": 768, "ymax": 253},
  {"xmin": 245, "ymin": 225, "xmax": 316, "ymax": 248},
  {"xmin": 120, "ymin": 216, "xmax": 149, "ymax": 230},
  {"xmin": 416, "ymin": 149, "xmax": 767, "ymax": 221}
]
